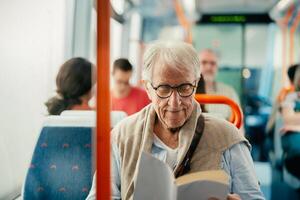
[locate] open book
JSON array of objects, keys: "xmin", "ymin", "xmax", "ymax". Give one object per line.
[{"xmin": 134, "ymin": 152, "xmax": 229, "ymax": 200}]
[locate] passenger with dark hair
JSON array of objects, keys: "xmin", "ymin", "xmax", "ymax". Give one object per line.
[
  {"xmin": 280, "ymin": 64, "xmax": 300, "ymax": 181},
  {"xmin": 45, "ymin": 57, "xmax": 95, "ymax": 115},
  {"xmin": 111, "ymin": 58, "xmax": 150, "ymax": 115}
]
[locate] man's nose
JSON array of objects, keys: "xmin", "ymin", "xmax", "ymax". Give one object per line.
[{"xmin": 168, "ymin": 89, "xmax": 181, "ymax": 107}]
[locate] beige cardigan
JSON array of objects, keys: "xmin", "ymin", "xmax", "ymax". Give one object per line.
[{"xmin": 112, "ymin": 102, "xmax": 248, "ymax": 200}]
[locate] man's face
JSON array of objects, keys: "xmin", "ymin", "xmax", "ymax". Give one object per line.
[
  {"xmin": 146, "ymin": 65, "xmax": 196, "ymax": 129},
  {"xmin": 199, "ymin": 51, "xmax": 218, "ymax": 82},
  {"xmin": 112, "ymin": 69, "xmax": 132, "ymax": 96}
]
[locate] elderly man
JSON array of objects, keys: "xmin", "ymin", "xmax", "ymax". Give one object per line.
[
  {"xmin": 197, "ymin": 49, "xmax": 241, "ymax": 120},
  {"xmin": 86, "ymin": 41, "xmax": 264, "ymax": 200}
]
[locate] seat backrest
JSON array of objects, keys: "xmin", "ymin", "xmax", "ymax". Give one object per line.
[
  {"xmin": 61, "ymin": 110, "xmax": 127, "ymax": 128},
  {"xmin": 23, "ymin": 113, "xmax": 95, "ymax": 200}
]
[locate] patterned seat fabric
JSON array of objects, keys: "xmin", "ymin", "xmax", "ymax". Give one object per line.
[{"xmin": 24, "ymin": 120, "xmax": 94, "ymax": 200}]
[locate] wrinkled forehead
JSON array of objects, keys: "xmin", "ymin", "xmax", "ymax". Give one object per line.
[{"xmin": 151, "ymin": 63, "xmax": 195, "ymax": 85}]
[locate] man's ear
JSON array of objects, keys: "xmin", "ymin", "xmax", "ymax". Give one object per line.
[{"xmin": 141, "ymin": 80, "xmax": 152, "ymax": 100}]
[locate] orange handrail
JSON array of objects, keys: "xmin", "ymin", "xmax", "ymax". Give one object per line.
[
  {"xmin": 96, "ymin": 0, "xmax": 111, "ymax": 199},
  {"xmin": 195, "ymin": 94, "xmax": 243, "ymax": 129}
]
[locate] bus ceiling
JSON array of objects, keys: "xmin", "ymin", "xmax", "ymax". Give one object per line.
[{"xmin": 111, "ymin": 0, "xmax": 298, "ymax": 25}]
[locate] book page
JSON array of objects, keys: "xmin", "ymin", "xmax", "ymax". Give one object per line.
[
  {"xmin": 176, "ymin": 170, "xmax": 229, "ymax": 186},
  {"xmin": 133, "ymin": 152, "xmax": 177, "ymax": 200},
  {"xmin": 177, "ymin": 179, "xmax": 229, "ymax": 200}
]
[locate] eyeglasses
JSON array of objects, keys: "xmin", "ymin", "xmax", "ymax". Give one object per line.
[
  {"xmin": 201, "ymin": 60, "xmax": 216, "ymax": 66},
  {"xmin": 150, "ymin": 82, "xmax": 197, "ymax": 99}
]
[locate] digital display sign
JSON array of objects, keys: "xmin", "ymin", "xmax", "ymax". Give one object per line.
[{"xmin": 198, "ymin": 14, "xmax": 273, "ymax": 24}]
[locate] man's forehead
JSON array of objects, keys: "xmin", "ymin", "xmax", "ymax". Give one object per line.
[
  {"xmin": 113, "ymin": 69, "xmax": 132, "ymax": 78},
  {"xmin": 151, "ymin": 65, "xmax": 195, "ymax": 84},
  {"xmin": 199, "ymin": 51, "xmax": 217, "ymax": 60}
]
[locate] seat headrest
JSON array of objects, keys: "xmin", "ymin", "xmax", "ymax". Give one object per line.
[
  {"xmin": 60, "ymin": 110, "xmax": 96, "ymax": 117},
  {"xmin": 43, "ymin": 115, "xmax": 95, "ymax": 127},
  {"xmin": 44, "ymin": 110, "xmax": 127, "ymax": 128}
]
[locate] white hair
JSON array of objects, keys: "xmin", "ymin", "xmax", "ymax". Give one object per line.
[{"xmin": 142, "ymin": 40, "xmax": 200, "ymax": 81}]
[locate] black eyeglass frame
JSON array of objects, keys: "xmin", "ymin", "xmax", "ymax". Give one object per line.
[{"xmin": 149, "ymin": 81, "xmax": 197, "ymax": 99}]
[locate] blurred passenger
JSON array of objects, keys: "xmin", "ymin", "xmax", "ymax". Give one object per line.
[
  {"xmin": 111, "ymin": 58, "xmax": 150, "ymax": 115},
  {"xmin": 45, "ymin": 57, "xmax": 94, "ymax": 115},
  {"xmin": 87, "ymin": 41, "xmax": 264, "ymax": 200},
  {"xmin": 280, "ymin": 64, "xmax": 300, "ymax": 180},
  {"xmin": 197, "ymin": 49, "xmax": 241, "ymax": 119}
]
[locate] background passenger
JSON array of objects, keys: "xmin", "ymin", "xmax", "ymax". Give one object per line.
[
  {"xmin": 111, "ymin": 58, "xmax": 150, "ymax": 115},
  {"xmin": 45, "ymin": 57, "xmax": 94, "ymax": 115},
  {"xmin": 280, "ymin": 64, "xmax": 300, "ymax": 180},
  {"xmin": 197, "ymin": 49, "xmax": 241, "ymax": 120}
]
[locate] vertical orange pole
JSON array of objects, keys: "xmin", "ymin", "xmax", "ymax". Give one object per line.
[
  {"xmin": 289, "ymin": 11, "xmax": 300, "ymax": 65},
  {"xmin": 173, "ymin": 0, "xmax": 193, "ymax": 43},
  {"xmin": 97, "ymin": 0, "xmax": 110, "ymax": 199},
  {"xmin": 282, "ymin": 27, "xmax": 288, "ymax": 85},
  {"xmin": 278, "ymin": 6, "xmax": 294, "ymax": 86}
]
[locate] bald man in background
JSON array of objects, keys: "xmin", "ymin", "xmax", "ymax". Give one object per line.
[{"xmin": 198, "ymin": 49, "xmax": 241, "ymax": 120}]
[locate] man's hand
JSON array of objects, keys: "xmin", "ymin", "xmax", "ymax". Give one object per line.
[{"xmin": 227, "ymin": 193, "xmax": 241, "ymax": 200}]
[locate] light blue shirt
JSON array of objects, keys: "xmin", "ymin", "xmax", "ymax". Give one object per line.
[
  {"xmin": 109, "ymin": 139, "xmax": 265, "ymax": 200},
  {"xmin": 86, "ymin": 140, "xmax": 265, "ymax": 200}
]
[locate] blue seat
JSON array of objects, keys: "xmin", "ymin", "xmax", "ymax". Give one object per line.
[{"xmin": 23, "ymin": 113, "xmax": 95, "ymax": 200}]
